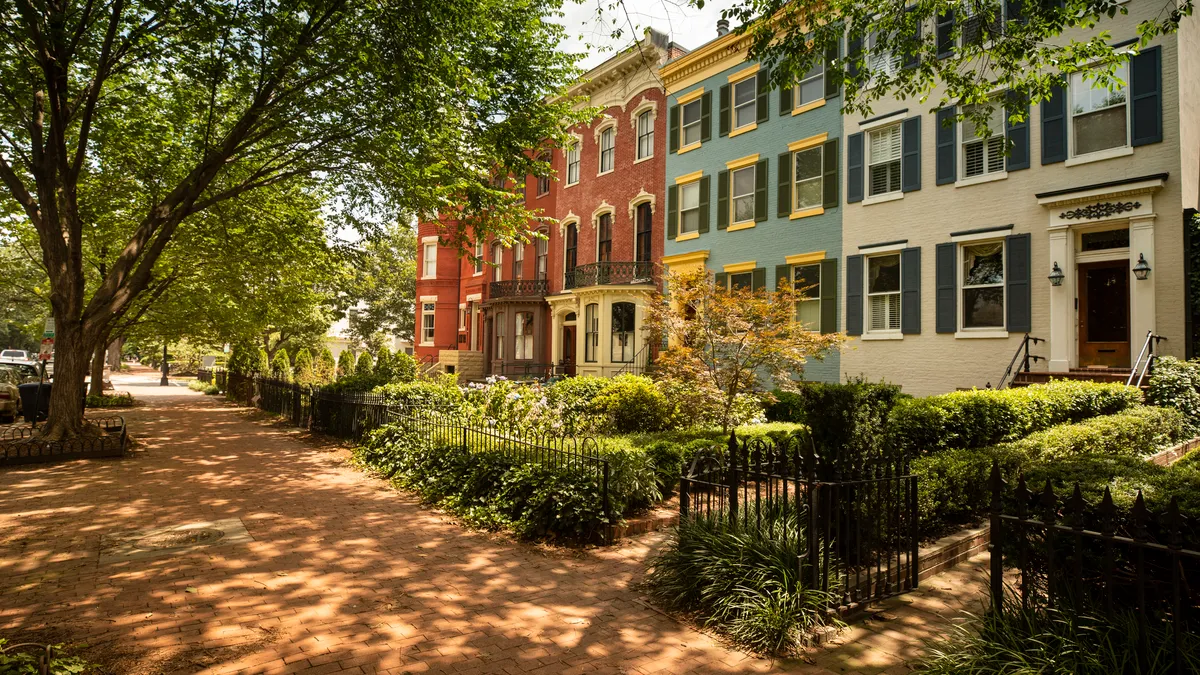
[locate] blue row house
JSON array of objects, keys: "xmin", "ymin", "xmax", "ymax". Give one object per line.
[{"xmin": 660, "ymin": 19, "xmax": 845, "ymax": 383}]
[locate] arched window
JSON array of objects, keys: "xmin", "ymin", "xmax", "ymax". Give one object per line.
[
  {"xmin": 565, "ymin": 224, "xmax": 578, "ymax": 287},
  {"xmin": 635, "ymin": 202, "xmax": 652, "ymax": 263},
  {"xmin": 597, "ymin": 213, "xmax": 612, "ymax": 262},
  {"xmin": 611, "ymin": 302, "xmax": 635, "ymax": 362}
]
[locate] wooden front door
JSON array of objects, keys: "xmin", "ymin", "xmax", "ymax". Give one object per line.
[
  {"xmin": 561, "ymin": 325, "xmax": 576, "ymax": 377},
  {"xmin": 1078, "ymin": 260, "xmax": 1130, "ymax": 368}
]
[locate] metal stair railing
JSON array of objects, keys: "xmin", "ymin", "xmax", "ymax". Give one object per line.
[
  {"xmin": 996, "ymin": 334, "xmax": 1044, "ymax": 389},
  {"xmin": 1127, "ymin": 330, "xmax": 1167, "ymax": 388}
]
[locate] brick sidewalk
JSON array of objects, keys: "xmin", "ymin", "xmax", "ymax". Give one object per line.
[{"xmin": 0, "ymin": 382, "xmax": 988, "ymax": 674}]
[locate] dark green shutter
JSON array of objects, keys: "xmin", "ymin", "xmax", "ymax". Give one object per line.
[
  {"xmin": 847, "ymin": 132, "xmax": 864, "ymax": 203},
  {"xmin": 752, "ymin": 267, "xmax": 766, "ymax": 291},
  {"xmin": 719, "ymin": 84, "xmax": 731, "ymax": 137},
  {"xmin": 698, "ymin": 175, "xmax": 711, "ymax": 233},
  {"xmin": 1130, "ymin": 46, "xmax": 1162, "ymax": 147},
  {"xmin": 669, "ymin": 104, "xmax": 680, "ymax": 154},
  {"xmin": 820, "ymin": 259, "xmax": 837, "ymax": 333},
  {"xmin": 777, "ymin": 152, "xmax": 792, "ymax": 217},
  {"xmin": 822, "ymin": 138, "xmax": 839, "ymax": 209},
  {"xmin": 754, "ymin": 159, "xmax": 768, "ymax": 222},
  {"xmin": 935, "ymin": 242, "xmax": 956, "ymax": 333},
  {"xmin": 1005, "ymin": 94, "xmax": 1030, "ymax": 171},
  {"xmin": 666, "ymin": 185, "xmax": 678, "ymax": 239},
  {"xmin": 1041, "ymin": 84, "xmax": 1067, "ymax": 164},
  {"xmin": 936, "ymin": 106, "xmax": 957, "ymax": 185},
  {"xmin": 936, "ymin": 10, "xmax": 955, "ymax": 58},
  {"xmin": 1006, "ymin": 233, "xmax": 1031, "ymax": 332},
  {"xmin": 717, "ymin": 170, "xmax": 730, "ymax": 230},
  {"xmin": 901, "ymin": 116, "xmax": 921, "ymax": 193},
  {"xmin": 701, "ymin": 91, "xmax": 713, "ymax": 143},
  {"xmin": 715, "ymin": 272, "xmax": 728, "ymax": 291},
  {"xmin": 776, "ymin": 264, "xmax": 791, "ymax": 291},
  {"xmin": 780, "ymin": 81, "xmax": 793, "ymax": 115},
  {"xmin": 756, "ymin": 69, "xmax": 770, "ymax": 124},
  {"xmin": 845, "ymin": 255, "xmax": 863, "ymax": 335},
  {"xmin": 900, "ymin": 247, "xmax": 921, "ymax": 334},
  {"xmin": 847, "ymin": 35, "xmax": 862, "ymax": 80},
  {"xmin": 824, "ymin": 41, "xmax": 840, "ymax": 99}
]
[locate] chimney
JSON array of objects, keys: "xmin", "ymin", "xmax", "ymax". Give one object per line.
[{"xmin": 716, "ymin": 19, "xmax": 729, "ymax": 37}]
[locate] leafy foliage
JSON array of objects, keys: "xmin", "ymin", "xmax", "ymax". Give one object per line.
[
  {"xmin": 293, "ymin": 349, "xmax": 315, "ymax": 386},
  {"xmin": 394, "ymin": 352, "xmax": 417, "ymax": 383},
  {"xmin": 271, "ymin": 348, "xmax": 292, "ymax": 383},
  {"xmin": 316, "ymin": 347, "xmax": 337, "ymax": 383},
  {"xmin": 84, "ymin": 393, "xmax": 135, "ymax": 408},
  {"xmin": 354, "ymin": 352, "xmax": 373, "ymax": 377},
  {"xmin": 1147, "ymin": 356, "xmax": 1200, "ymax": 435},
  {"xmin": 336, "ymin": 351, "xmax": 355, "ymax": 379},
  {"xmin": 590, "ymin": 374, "xmax": 672, "ymax": 434},
  {"xmin": 766, "ymin": 379, "xmax": 907, "ymax": 463},
  {"xmin": 0, "ymin": 638, "xmax": 93, "ymax": 675},
  {"xmin": 373, "ymin": 346, "xmax": 396, "ymax": 381}
]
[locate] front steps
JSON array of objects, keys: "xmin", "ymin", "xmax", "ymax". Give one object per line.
[{"xmin": 1012, "ymin": 367, "xmax": 1139, "ymax": 387}]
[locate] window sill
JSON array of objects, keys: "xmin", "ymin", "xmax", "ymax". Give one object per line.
[
  {"xmin": 1065, "ymin": 145, "xmax": 1133, "ymax": 167},
  {"xmin": 862, "ymin": 191, "xmax": 904, "ymax": 206},
  {"xmin": 955, "ymin": 171, "xmax": 1008, "ymax": 188},
  {"xmin": 678, "ymin": 141, "xmax": 702, "ymax": 155},
  {"xmin": 861, "ymin": 332, "xmax": 904, "ymax": 341},
  {"xmin": 563, "ymin": 181, "xmax": 579, "ymax": 189},
  {"xmin": 633, "ymin": 154, "xmax": 654, "ymax": 165},
  {"xmin": 729, "ymin": 123, "xmax": 757, "ymax": 138},
  {"xmin": 597, "ymin": 169, "xmax": 614, "ymax": 178},
  {"xmin": 790, "ymin": 206, "xmax": 825, "ymax": 220},
  {"xmin": 728, "ymin": 221, "xmax": 756, "ymax": 232},
  {"xmin": 792, "ymin": 99, "xmax": 826, "ymax": 116},
  {"xmin": 419, "ymin": 342, "xmax": 434, "ymax": 347},
  {"xmin": 472, "ymin": 271, "xmax": 484, "ymax": 277},
  {"xmin": 955, "ymin": 330, "xmax": 1010, "ymax": 339},
  {"xmin": 675, "ymin": 231, "xmax": 701, "ymax": 242}
]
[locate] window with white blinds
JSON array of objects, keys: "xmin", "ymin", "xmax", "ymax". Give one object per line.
[
  {"xmin": 867, "ymin": 32, "xmax": 900, "ymax": 80},
  {"xmin": 867, "ymin": 254, "xmax": 901, "ymax": 333},
  {"xmin": 962, "ymin": 106, "xmax": 1006, "ymax": 178},
  {"xmin": 867, "ymin": 124, "xmax": 902, "ymax": 197}
]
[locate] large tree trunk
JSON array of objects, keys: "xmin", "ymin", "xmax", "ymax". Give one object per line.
[
  {"xmin": 88, "ymin": 329, "xmax": 111, "ymax": 397},
  {"xmin": 41, "ymin": 318, "xmax": 89, "ymax": 440}
]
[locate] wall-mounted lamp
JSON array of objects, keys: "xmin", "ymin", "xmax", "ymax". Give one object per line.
[
  {"xmin": 1048, "ymin": 261, "xmax": 1065, "ymax": 287},
  {"xmin": 1132, "ymin": 253, "xmax": 1151, "ymax": 281}
]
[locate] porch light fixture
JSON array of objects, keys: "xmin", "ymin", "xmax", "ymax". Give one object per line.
[
  {"xmin": 1048, "ymin": 262, "xmax": 1065, "ymax": 287},
  {"xmin": 1132, "ymin": 254, "xmax": 1151, "ymax": 281}
]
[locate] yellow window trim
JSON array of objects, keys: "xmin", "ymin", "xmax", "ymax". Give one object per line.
[
  {"xmin": 675, "ymin": 231, "xmax": 701, "ymax": 242},
  {"xmin": 728, "ymin": 221, "xmax": 757, "ymax": 232},
  {"xmin": 725, "ymin": 153, "xmax": 760, "ymax": 171},
  {"xmin": 674, "ymin": 170, "xmax": 704, "ymax": 185},
  {"xmin": 789, "ymin": 206, "xmax": 825, "ymax": 220},
  {"xmin": 727, "ymin": 63, "xmax": 760, "ymax": 83},
  {"xmin": 723, "ymin": 261, "xmax": 757, "ymax": 273},
  {"xmin": 676, "ymin": 87, "xmax": 705, "ymax": 105},
  {"xmin": 678, "ymin": 141, "xmax": 702, "ymax": 154},
  {"xmin": 662, "ymin": 250, "xmax": 710, "ymax": 266},
  {"xmin": 785, "ymin": 251, "xmax": 826, "ymax": 265},
  {"xmin": 728, "ymin": 122, "xmax": 758, "ymax": 138},
  {"xmin": 792, "ymin": 99, "xmax": 826, "ymax": 116},
  {"xmin": 788, "ymin": 132, "xmax": 828, "ymax": 153}
]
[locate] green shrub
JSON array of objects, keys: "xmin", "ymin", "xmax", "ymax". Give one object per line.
[
  {"xmin": 591, "ymin": 374, "xmax": 671, "ymax": 434},
  {"xmin": 644, "ymin": 504, "xmax": 841, "ymax": 655},
  {"xmin": 374, "ymin": 374, "xmax": 464, "ymax": 408},
  {"xmin": 256, "ymin": 348, "xmax": 270, "ymax": 376},
  {"xmin": 374, "ymin": 346, "xmax": 395, "ymax": 381},
  {"xmin": 0, "ymin": 637, "xmax": 93, "ymax": 675},
  {"xmin": 354, "ymin": 351, "xmax": 373, "ymax": 376},
  {"xmin": 1147, "ymin": 356, "xmax": 1200, "ymax": 435},
  {"xmin": 271, "ymin": 348, "xmax": 291, "ymax": 382},
  {"xmin": 766, "ymin": 379, "xmax": 905, "ymax": 463},
  {"xmin": 316, "ymin": 347, "xmax": 337, "ymax": 383},
  {"xmin": 336, "ymin": 350, "xmax": 355, "ymax": 378},
  {"xmin": 187, "ymin": 380, "xmax": 219, "ymax": 395},
  {"xmin": 544, "ymin": 376, "xmax": 611, "ymax": 433},
  {"xmin": 226, "ymin": 341, "xmax": 259, "ymax": 375},
  {"xmin": 890, "ymin": 380, "xmax": 1141, "ymax": 456},
  {"xmin": 587, "ymin": 437, "xmax": 661, "ymax": 513},
  {"xmin": 84, "ymin": 392, "xmax": 135, "ymax": 408},
  {"xmin": 1007, "ymin": 405, "xmax": 1185, "ymax": 462},
  {"xmin": 394, "ymin": 351, "xmax": 417, "ymax": 382},
  {"xmin": 293, "ymin": 348, "xmax": 315, "ymax": 386},
  {"xmin": 644, "ymin": 440, "xmax": 684, "ymax": 496}
]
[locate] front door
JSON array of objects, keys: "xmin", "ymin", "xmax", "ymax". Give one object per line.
[
  {"xmin": 1078, "ymin": 260, "xmax": 1130, "ymax": 368},
  {"xmin": 561, "ymin": 325, "xmax": 576, "ymax": 377}
]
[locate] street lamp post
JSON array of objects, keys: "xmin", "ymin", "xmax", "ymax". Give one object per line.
[{"xmin": 160, "ymin": 343, "xmax": 169, "ymax": 386}]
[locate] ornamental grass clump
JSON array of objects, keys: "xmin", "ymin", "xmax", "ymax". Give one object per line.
[{"xmin": 643, "ymin": 502, "xmax": 841, "ymax": 656}]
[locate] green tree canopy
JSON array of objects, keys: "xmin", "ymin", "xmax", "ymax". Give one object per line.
[{"xmin": 343, "ymin": 222, "xmax": 417, "ymax": 344}]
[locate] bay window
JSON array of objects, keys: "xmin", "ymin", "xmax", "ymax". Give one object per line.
[{"xmin": 584, "ymin": 303, "xmax": 598, "ymax": 362}]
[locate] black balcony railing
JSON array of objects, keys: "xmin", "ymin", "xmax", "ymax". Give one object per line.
[
  {"xmin": 489, "ymin": 279, "xmax": 549, "ymax": 299},
  {"xmin": 564, "ymin": 261, "xmax": 657, "ymax": 290}
]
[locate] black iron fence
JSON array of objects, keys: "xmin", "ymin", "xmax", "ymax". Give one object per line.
[
  {"xmin": 221, "ymin": 373, "xmax": 397, "ymax": 443},
  {"xmin": 0, "ymin": 415, "xmax": 127, "ymax": 467},
  {"xmin": 197, "ymin": 367, "xmax": 227, "ymax": 390},
  {"xmin": 988, "ymin": 462, "xmax": 1200, "ymax": 672},
  {"xmin": 680, "ymin": 430, "xmax": 919, "ymax": 614}
]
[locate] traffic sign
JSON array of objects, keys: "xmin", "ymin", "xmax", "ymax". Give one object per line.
[
  {"xmin": 43, "ymin": 317, "xmax": 55, "ymax": 339},
  {"xmin": 39, "ymin": 337, "xmax": 53, "ymax": 361}
]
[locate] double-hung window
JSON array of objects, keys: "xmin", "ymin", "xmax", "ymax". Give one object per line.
[
  {"xmin": 566, "ymin": 143, "xmax": 580, "ymax": 185},
  {"xmin": 961, "ymin": 242, "xmax": 1005, "ymax": 329},
  {"xmin": 795, "ymin": 61, "xmax": 824, "ymax": 107},
  {"xmin": 867, "ymin": 124, "xmax": 902, "ymax": 197},
  {"xmin": 867, "ymin": 254, "xmax": 901, "ymax": 332},
  {"xmin": 599, "ymin": 127, "xmax": 615, "ymax": 174},
  {"xmin": 422, "ymin": 243, "xmax": 437, "ymax": 278},
  {"xmin": 793, "ymin": 264, "xmax": 821, "ymax": 331},
  {"xmin": 565, "ymin": 224, "xmax": 578, "ymax": 285},
  {"xmin": 514, "ymin": 312, "xmax": 533, "ymax": 360},
  {"xmin": 679, "ymin": 181, "xmax": 701, "ymax": 234},
  {"xmin": 494, "ymin": 312, "xmax": 505, "ymax": 360},
  {"xmin": 535, "ymin": 237, "xmax": 548, "ymax": 280},
  {"xmin": 597, "ymin": 213, "xmax": 612, "ymax": 262},
  {"xmin": 1070, "ymin": 63, "xmax": 1129, "ymax": 157},
  {"xmin": 420, "ymin": 302, "xmax": 436, "ymax": 345},
  {"xmin": 793, "ymin": 146, "xmax": 823, "ymax": 211},
  {"xmin": 635, "ymin": 203, "xmax": 652, "ymax": 263},
  {"xmin": 611, "ymin": 302, "xmax": 635, "ymax": 362},
  {"xmin": 867, "ymin": 32, "xmax": 900, "ymax": 81},
  {"xmin": 733, "ymin": 76, "xmax": 757, "ymax": 130},
  {"xmin": 681, "ymin": 99, "xmax": 702, "ymax": 147},
  {"xmin": 459, "ymin": 306, "xmax": 467, "ymax": 331},
  {"xmin": 728, "ymin": 271, "xmax": 753, "ymax": 292},
  {"xmin": 512, "ymin": 242, "xmax": 524, "ymax": 279},
  {"xmin": 637, "ymin": 111, "xmax": 654, "ymax": 159},
  {"xmin": 536, "ymin": 152, "xmax": 551, "ymax": 196},
  {"xmin": 962, "ymin": 106, "xmax": 1006, "ymax": 178},
  {"xmin": 731, "ymin": 166, "xmax": 756, "ymax": 224},
  {"xmin": 584, "ymin": 303, "xmax": 598, "ymax": 362},
  {"xmin": 473, "ymin": 241, "xmax": 483, "ymax": 275},
  {"xmin": 491, "ymin": 242, "xmax": 503, "ymax": 282}
]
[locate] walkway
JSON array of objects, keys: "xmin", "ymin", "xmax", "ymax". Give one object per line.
[{"xmin": 0, "ymin": 372, "xmax": 989, "ymax": 674}]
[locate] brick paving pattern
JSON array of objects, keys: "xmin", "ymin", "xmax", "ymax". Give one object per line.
[{"xmin": 0, "ymin": 372, "xmax": 989, "ymax": 674}]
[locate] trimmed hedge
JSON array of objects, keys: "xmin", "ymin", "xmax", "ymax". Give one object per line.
[
  {"xmin": 890, "ymin": 380, "xmax": 1142, "ymax": 457},
  {"xmin": 1147, "ymin": 356, "xmax": 1200, "ymax": 435},
  {"xmin": 766, "ymin": 379, "xmax": 906, "ymax": 463}
]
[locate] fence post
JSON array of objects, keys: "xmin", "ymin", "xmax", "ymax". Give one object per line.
[
  {"xmin": 602, "ymin": 461, "xmax": 612, "ymax": 545},
  {"xmin": 292, "ymin": 384, "xmax": 301, "ymax": 426},
  {"xmin": 988, "ymin": 459, "xmax": 1004, "ymax": 607},
  {"xmin": 461, "ymin": 424, "xmax": 468, "ymax": 452},
  {"xmin": 679, "ymin": 471, "xmax": 689, "ymax": 519},
  {"xmin": 727, "ymin": 429, "xmax": 738, "ymax": 523}
]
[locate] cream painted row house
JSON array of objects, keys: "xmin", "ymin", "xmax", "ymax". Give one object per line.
[{"xmin": 836, "ymin": 2, "xmax": 1199, "ymax": 395}]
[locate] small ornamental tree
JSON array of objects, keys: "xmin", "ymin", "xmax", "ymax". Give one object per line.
[
  {"xmin": 227, "ymin": 342, "xmax": 256, "ymax": 375},
  {"xmin": 374, "ymin": 345, "xmax": 396, "ymax": 381},
  {"xmin": 316, "ymin": 347, "xmax": 336, "ymax": 384},
  {"xmin": 337, "ymin": 350, "xmax": 355, "ymax": 379},
  {"xmin": 272, "ymin": 348, "xmax": 292, "ymax": 382},
  {"xmin": 293, "ymin": 349, "xmax": 315, "ymax": 386},
  {"xmin": 645, "ymin": 268, "xmax": 844, "ymax": 432},
  {"xmin": 256, "ymin": 348, "xmax": 271, "ymax": 377},
  {"xmin": 355, "ymin": 352, "xmax": 374, "ymax": 376},
  {"xmin": 395, "ymin": 352, "xmax": 417, "ymax": 383}
]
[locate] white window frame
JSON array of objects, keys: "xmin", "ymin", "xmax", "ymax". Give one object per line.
[
  {"xmin": 678, "ymin": 179, "xmax": 701, "ymax": 235},
  {"xmin": 794, "ymin": 61, "xmax": 824, "ymax": 108},
  {"xmin": 681, "ymin": 99, "xmax": 702, "ymax": 147},
  {"xmin": 865, "ymin": 253, "xmax": 902, "ymax": 335},
  {"xmin": 566, "ymin": 142, "xmax": 580, "ymax": 185},
  {"xmin": 961, "ymin": 105, "xmax": 1006, "ymax": 179},
  {"xmin": 731, "ymin": 165, "xmax": 756, "ymax": 225},
  {"xmin": 494, "ymin": 311, "xmax": 505, "ymax": 360},
  {"xmin": 792, "ymin": 145, "xmax": 823, "ymax": 212},
  {"xmin": 597, "ymin": 212, "xmax": 613, "ymax": 262},
  {"xmin": 422, "ymin": 242, "xmax": 438, "ymax": 279},
  {"xmin": 598, "ymin": 126, "xmax": 615, "ymax": 175},
  {"xmin": 512, "ymin": 242, "xmax": 524, "ymax": 279},
  {"xmin": 636, "ymin": 110, "xmax": 654, "ymax": 160},
  {"xmin": 732, "ymin": 76, "xmax": 757, "ymax": 131},
  {"xmin": 584, "ymin": 303, "xmax": 599, "ymax": 363},
  {"xmin": 792, "ymin": 263, "xmax": 822, "ymax": 332},
  {"xmin": 867, "ymin": 32, "xmax": 900, "ymax": 83},
  {"xmin": 458, "ymin": 304, "xmax": 467, "ymax": 331},
  {"xmin": 514, "ymin": 311, "xmax": 534, "ymax": 360},
  {"xmin": 1068, "ymin": 63, "xmax": 1131, "ymax": 160},
  {"xmin": 420, "ymin": 301, "xmax": 437, "ymax": 346},
  {"xmin": 610, "ymin": 302, "xmax": 636, "ymax": 363},
  {"xmin": 535, "ymin": 235, "xmax": 548, "ymax": 280},
  {"xmin": 473, "ymin": 241, "xmax": 483, "ymax": 275},
  {"xmin": 491, "ymin": 242, "xmax": 503, "ymax": 282},
  {"xmin": 867, "ymin": 123, "xmax": 902, "ymax": 198},
  {"xmin": 958, "ymin": 240, "xmax": 1007, "ymax": 333}
]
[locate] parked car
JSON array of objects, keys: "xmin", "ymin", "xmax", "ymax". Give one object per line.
[
  {"xmin": 0, "ymin": 349, "xmax": 35, "ymax": 366},
  {"xmin": 0, "ymin": 363, "xmax": 40, "ymax": 383},
  {"xmin": 0, "ymin": 368, "xmax": 21, "ymax": 423}
]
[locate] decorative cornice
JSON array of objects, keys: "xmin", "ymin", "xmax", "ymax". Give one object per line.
[
  {"xmin": 661, "ymin": 31, "xmax": 752, "ymax": 92},
  {"xmin": 590, "ymin": 201, "xmax": 615, "ymax": 227},
  {"xmin": 628, "ymin": 190, "xmax": 657, "ymax": 221},
  {"xmin": 1059, "ymin": 201, "xmax": 1142, "ymax": 220}
]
